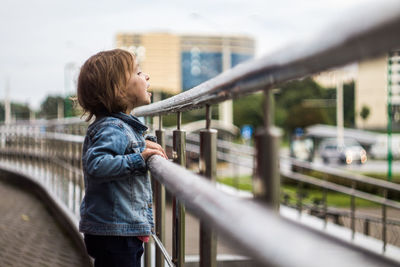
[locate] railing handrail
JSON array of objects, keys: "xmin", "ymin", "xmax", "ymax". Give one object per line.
[
  {"xmin": 281, "ymin": 168, "xmax": 400, "ymax": 210},
  {"xmin": 134, "ymin": 1, "xmax": 400, "ymax": 117},
  {"xmin": 148, "ymin": 155, "xmax": 399, "ymax": 267},
  {"xmin": 5, "ymin": 124, "xmax": 397, "ymax": 195},
  {"xmin": 287, "ymin": 157, "xmax": 400, "ymax": 193},
  {"xmin": 0, "ymin": 116, "xmax": 88, "ymax": 127}
]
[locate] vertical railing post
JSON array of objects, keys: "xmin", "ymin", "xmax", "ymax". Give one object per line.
[
  {"xmin": 68, "ymin": 139, "xmax": 73, "ymax": 209},
  {"xmin": 15, "ymin": 125, "xmax": 20, "ymax": 168},
  {"xmin": 172, "ymin": 112, "xmax": 186, "ymax": 267},
  {"xmin": 71, "ymin": 141, "xmax": 77, "ymax": 214},
  {"xmin": 79, "ymin": 141, "xmax": 84, "ymax": 202},
  {"xmin": 297, "ymin": 182, "xmax": 303, "ymax": 217},
  {"xmin": 52, "ymin": 138, "xmax": 57, "ymax": 194},
  {"xmin": 350, "ymin": 181, "xmax": 356, "ymax": 240},
  {"xmin": 364, "ymin": 219, "xmax": 370, "ymax": 236},
  {"xmin": 322, "ymin": 174, "xmax": 328, "ymax": 229},
  {"xmin": 199, "ymin": 105, "xmax": 217, "ymax": 267},
  {"xmin": 254, "ymin": 89, "xmax": 280, "ymax": 210},
  {"xmin": 382, "ymin": 189, "xmax": 387, "ymax": 252},
  {"xmin": 144, "ymin": 118, "xmax": 152, "ymax": 267},
  {"xmin": 155, "ymin": 115, "xmax": 166, "ymax": 267}
]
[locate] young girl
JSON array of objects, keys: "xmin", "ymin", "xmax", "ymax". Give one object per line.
[{"xmin": 77, "ymin": 49, "xmax": 167, "ymax": 267}]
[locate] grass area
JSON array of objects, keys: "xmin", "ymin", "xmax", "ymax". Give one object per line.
[
  {"xmin": 282, "ymin": 184, "xmax": 379, "ymax": 208},
  {"xmin": 217, "ymin": 175, "xmax": 252, "ymax": 191},
  {"xmin": 217, "ymin": 176, "xmax": 379, "ymax": 208}
]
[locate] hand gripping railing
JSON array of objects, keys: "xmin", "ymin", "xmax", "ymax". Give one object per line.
[{"xmin": 133, "ymin": 1, "xmax": 400, "ymax": 267}]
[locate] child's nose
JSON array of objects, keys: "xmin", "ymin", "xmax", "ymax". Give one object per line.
[{"xmin": 144, "ymin": 73, "xmax": 150, "ymax": 80}]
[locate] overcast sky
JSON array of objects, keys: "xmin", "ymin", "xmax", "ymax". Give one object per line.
[{"xmin": 0, "ymin": 0, "xmax": 378, "ymax": 109}]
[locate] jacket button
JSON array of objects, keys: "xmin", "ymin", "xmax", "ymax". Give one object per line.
[{"xmin": 148, "ymin": 203, "xmax": 152, "ymax": 208}]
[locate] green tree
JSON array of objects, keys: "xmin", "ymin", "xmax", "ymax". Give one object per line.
[
  {"xmin": 233, "ymin": 93, "xmax": 264, "ymax": 130},
  {"xmin": 274, "ymin": 77, "xmax": 334, "ymax": 134},
  {"xmin": 360, "ymin": 105, "xmax": 370, "ymax": 128},
  {"xmin": 11, "ymin": 103, "xmax": 31, "ymax": 120},
  {"xmin": 38, "ymin": 95, "xmax": 80, "ymax": 119},
  {"xmin": 0, "ymin": 102, "xmax": 31, "ymax": 122}
]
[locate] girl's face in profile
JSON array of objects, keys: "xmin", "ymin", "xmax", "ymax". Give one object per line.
[{"xmin": 125, "ymin": 63, "xmax": 151, "ymax": 113}]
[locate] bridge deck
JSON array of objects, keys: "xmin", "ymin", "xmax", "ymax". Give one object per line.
[{"xmin": 0, "ymin": 179, "xmax": 90, "ymax": 267}]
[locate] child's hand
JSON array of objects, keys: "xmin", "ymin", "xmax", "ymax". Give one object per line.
[{"xmin": 141, "ymin": 140, "xmax": 168, "ymax": 161}]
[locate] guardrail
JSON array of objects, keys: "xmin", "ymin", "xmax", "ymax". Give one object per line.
[
  {"xmin": 282, "ymin": 157, "xmax": 400, "ymax": 251},
  {"xmin": 132, "ymin": 1, "xmax": 400, "ymax": 266},
  {"xmin": 1, "ymin": 1, "xmax": 400, "ymax": 267}
]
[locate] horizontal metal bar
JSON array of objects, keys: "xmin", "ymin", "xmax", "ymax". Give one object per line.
[
  {"xmin": 0, "ymin": 128, "xmax": 84, "ymax": 143},
  {"xmin": 0, "ymin": 116, "xmax": 88, "ymax": 127},
  {"xmin": 287, "ymin": 157, "xmax": 400, "ymax": 193},
  {"xmin": 0, "ymin": 150, "xmax": 82, "ymax": 176},
  {"xmin": 43, "ymin": 132, "xmax": 84, "ymax": 143},
  {"xmin": 151, "ymin": 234, "xmax": 175, "ymax": 267},
  {"xmin": 134, "ymin": 1, "xmax": 400, "ymax": 117},
  {"xmin": 281, "ymin": 169, "xmax": 400, "ymax": 210},
  {"xmin": 165, "ymin": 134, "xmax": 253, "ymax": 168},
  {"xmin": 147, "ymin": 155, "xmax": 399, "ymax": 267},
  {"xmin": 323, "ymin": 208, "xmax": 400, "ymax": 226}
]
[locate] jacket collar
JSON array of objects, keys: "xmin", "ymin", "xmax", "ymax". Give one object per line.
[{"xmin": 109, "ymin": 112, "xmax": 148, "ymax": 133}]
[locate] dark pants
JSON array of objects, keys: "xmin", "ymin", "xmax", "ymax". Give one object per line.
[{"xmin": 84, "ymin": 234, "xmax": 144, "ymax": 267}]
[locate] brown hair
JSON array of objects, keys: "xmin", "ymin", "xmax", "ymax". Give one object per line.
[{"xmin": 77, "ymin": 49, "xmax": 135, "ymax": 121}]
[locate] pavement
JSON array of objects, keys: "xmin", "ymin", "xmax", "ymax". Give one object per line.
[
  {"xmin": 0, "ymin": 173, "xmax": 245, "ymax": 267},
  {"xmin": 0, "ymin": 179, "xmax": 90, "ymax": 267}
]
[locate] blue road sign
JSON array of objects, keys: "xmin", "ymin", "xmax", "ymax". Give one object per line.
[{"xmin": 241, "ymin": 125, "xmax": 253, "ymax": 140}]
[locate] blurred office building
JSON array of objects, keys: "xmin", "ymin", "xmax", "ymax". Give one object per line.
[
  {"xmin": 115, "ymin": 32, "xmax": 255, "ymax": 95},
  {"xmin": 313, "ymin": 66, "xmax": 357, "ymax": 88},
  {"xmin": 356, "ymin": 50, "xmax": 400, "ymax": 130}
]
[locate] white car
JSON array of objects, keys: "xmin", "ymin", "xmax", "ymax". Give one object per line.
[
  {"xmin": 319, "ymin": 138, "xmax": 367, "ymax": 165},
  {"xmin": 369, "ymin": 135, "xmax": 400, "ymax": 159}
]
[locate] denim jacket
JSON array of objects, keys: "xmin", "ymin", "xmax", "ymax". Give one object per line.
[{"xmin": 79, "ymin": 112, "xmax": 155, "ymax": 236}]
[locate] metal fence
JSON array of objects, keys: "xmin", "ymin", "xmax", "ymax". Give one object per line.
[
  {"xmin": 1, "ymin": 1, "xmax": 400, "ymax": 267},
  {"xmin": 168, "ymin": 129, "xmax": 400, "ymax": 253},
  {"xmin": 282, "ymin": 157, "xmax": 400, "ymax": 251}
]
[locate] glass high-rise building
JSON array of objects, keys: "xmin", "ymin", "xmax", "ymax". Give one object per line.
[{"xmin": 115, "ymin": 33, "xmax": 255, "ymax": 94}]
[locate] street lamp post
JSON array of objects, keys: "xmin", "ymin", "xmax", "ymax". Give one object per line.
[
  {"xmin": 336, "ymin": 71, "xmax": 344, "ymax": 148},
  {"xmin": 387, "ymin": 54, "xmax": 393, "ymax": 181},
  {"xmin": 4, "ymin": 77, "xmax": 11, "ymax": 125},
  {"xmin": 58, "ymin": 62, "xmax": 77, "ymax": 119},
  {"xmin": 218, "ymin": 37, "xmax": 233, "ymax": 127}
]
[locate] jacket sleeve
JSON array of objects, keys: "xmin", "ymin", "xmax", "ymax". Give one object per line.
[{"xmin": 85, "ymin": 123, "xmax": 147, "ymax": 182}]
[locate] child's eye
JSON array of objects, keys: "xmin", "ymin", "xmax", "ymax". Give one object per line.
[{"xmin": 137, "ymin": 72, "xmax": 142, "ymax": 75}]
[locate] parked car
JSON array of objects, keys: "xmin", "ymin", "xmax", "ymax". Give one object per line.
[{"xmin": 319, "ymin": 138, "xmax": 367, "ymax": 165}]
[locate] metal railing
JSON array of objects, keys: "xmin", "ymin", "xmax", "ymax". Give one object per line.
[
  {"xmin": 132, "ymin": 1, "xmax": 400, "ymax": 266},
  {"xmin": 164, "ymin": 127, "xmax": 400, "ymax": 253},
  {"xmin": 0, "ymin": 1, "xmax": 400, "ymax": 267},
  {"xmin": 0, "ymin": 122, "xmax": 85, "ymax": 218},
  {"xmin": 282, "ymin": 157, "xmax": 400, "ymax": 251}
]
